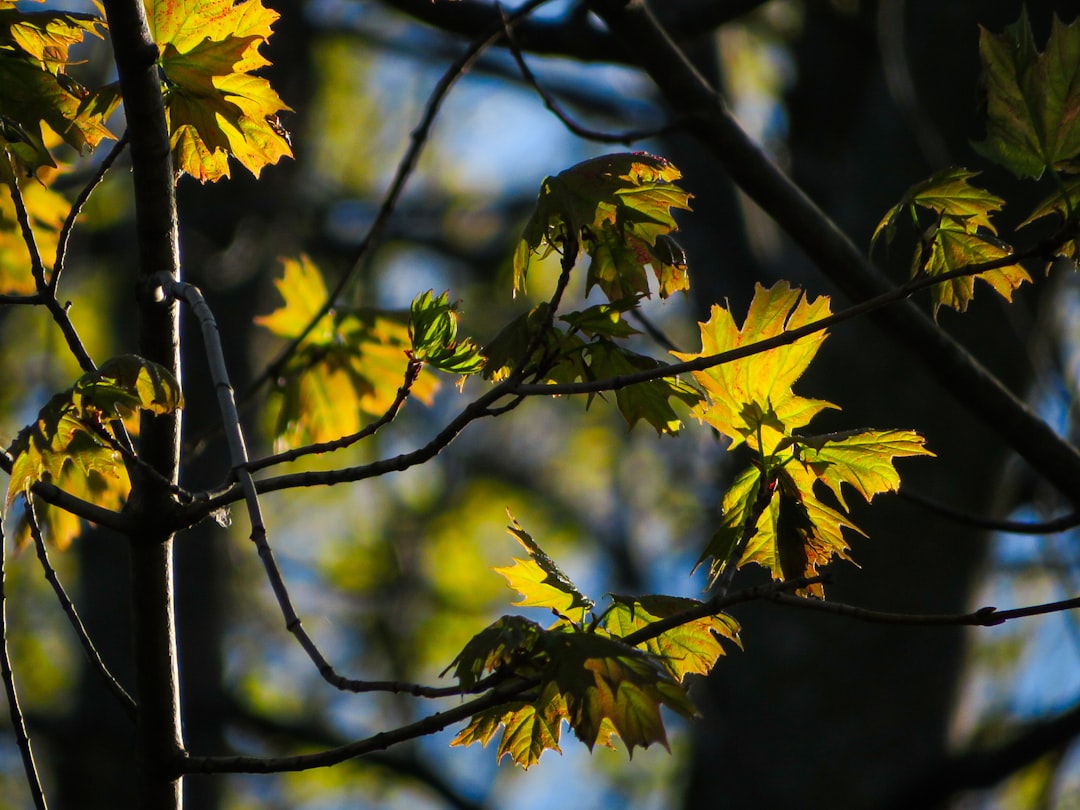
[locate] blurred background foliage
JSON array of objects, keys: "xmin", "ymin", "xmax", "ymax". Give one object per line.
[{"xmin": 3, "ymin": 0, "xmax": 1080, "ymax": 808}]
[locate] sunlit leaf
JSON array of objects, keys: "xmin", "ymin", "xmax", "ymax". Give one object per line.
[
  {"xmin": 921, "ymin": 217, "xmax": 1030, "ymax": 314},
  {"xmin": 582, "ymin": 340, "xmax": 701, "ymax": 436},
  {"xmin": 546, "ymin": 631, "xmax": 696, "ymax": 755},
  {"xmin": 409, "ymin": 289, "xmax": 484, "ymax": 375},
  {"xmin": 973, "ymin": 10, "xmax": 1080, "ymax": 179},
  {"xmin": 604, "ymin": 595, "xmax": 741, "ymax": 682},
  {"xmin": 5, "ymin": 356, "xmax": 181, "ymax": 547},
  {"xmin": 147, "ymin": 0, "xmax": 292, "ymax": 181},
  {"xmin": 671, "ymin": 282, "xmax": 836, "ymax": 450},
  {"xmin": 515, "ymin": 153, "xmax": 692, "ymax": 301},
  {"xmin": 451, "ymin": 698, "xmax": 564, "ymax": 769},
  {"xmin": 793, "ymin": 428, "xmax": 934, "ymax": 510},
  {"xmin": 495, "ymin": 515, "xmax": 593, "ymax": 619},
  {"xmin": 256, "ymin": 257, "xmax": 438, "ymax": 450},
  {"xmin": 442, "ymin": 614, "xmax": 545, "ymax": 691},
  {"xmin": 872, "ymin": 167, "xmax": 1005, "ymax": 250}
]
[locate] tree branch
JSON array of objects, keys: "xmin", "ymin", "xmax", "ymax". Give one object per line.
[
  {"xmin": 585, "ymin": 0, "xmax": 1080, "ymax": 506},
  {"xmin": 0, "ymin": 518, "xmax": 49, "ymax": 810}
]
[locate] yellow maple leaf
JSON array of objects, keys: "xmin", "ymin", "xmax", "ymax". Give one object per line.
[
  {"xmin": 671, "ymin": 281, "xmax": 835, "ymax": 452},
  {"xmin": 146, "ymin": 0, "xmax": 292, "ymax": 182}
]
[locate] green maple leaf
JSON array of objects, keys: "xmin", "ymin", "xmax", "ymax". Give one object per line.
[
  {"xmin": 1019, "ymin": 171, "xmax": 1080, "ymax": 264},
  {"xmin": 514, "ymin": 153, "xmax": 692, "ymax": 301},
  {"xmin": 494, "ymin": 516, "xmax": 594, "ymax": 620},
  {"xmin": 255, "ymin": 256, "xmax": 439, "ymax": 450},
  {"xmin": 793, "ymin": 429, "xmax": 934, "ymax": 510},
  {"xmin": 147, "ymin": 0, "xmax": 292, "ymax": 182},
  {"xmin": 973, "ymin": 11, "xmax": 1080, "ymax": 179},
  {"xmin": 5, "ymin": 356, "xmax": 181, "ymax": 548},
  {"xmin": 559, "ymin": 299, "xmax": 642, "ymax": 339},
  {"xmin": 702, "ymin": 428, "xmax": 930, "ymax": 598},
  {"xmin": 872, "ymin": 167, "xmax": 1005, "ymax": 250},
  {"xmin": 408, "ymin": 289, "xmax": 484, "ymax": 375},
  {"xmin": 671, "ymin": 282, "xmax": 836, "ymax": 451},
  {"xmin": 582, "ymin": 340, "xmax": 701, "ymax": 436},
  {"xmin": 603, "ymin": 595, "xmax": 741, "ymax": 682},
  {"xmin": 871, "ymin": 168, "xmax": 1027, "ymax": 313},
  {"xmin": 451, "ymin": 698, "xmax": 564, "ymax": 769},
  {"xmin": 546, "ymin": 631, "xmax": 696, "ymax": 755},
  {"xmin": 921, "ymin": 217, "xmax": 1030, "ymax": 314},
  {"xmin": 442, "ymin": 614, "xmax": 545, "ymax": 691}
]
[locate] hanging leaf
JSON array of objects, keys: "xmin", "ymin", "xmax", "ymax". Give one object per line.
[
  {"xmin": 921, "ymin": 218, "xmax": 1030, "ymax": 314},
  {"xmin": 0, "ymin": 7, "xmax": 116, "ymax": 177},
  {"xmin": 872, "ymin": 167, "xmax": 1005, "ymax": 250},
  {"xmin": 514, "ymin": 153, "xmax": 692, "ymax": 301},
  {"xmin": 671, "ymin": 282, "xmax": 836, "ymax": 451},
  {"xmin": 495, "ymin": 515, "xmax": 594, "ymax": 620},
  {"xmin": 973, "ymin": 11, "xmax": 1080, "ymax": 179},
  {"xmin": 255, "ymin": 256, "xmax": 438, "ymax": 450},
  {"xmin": 452, "ymin": 698, "xmax": 564, "ymax": 769},
  {"xmin": 146, "ymin": 0, "xmax": 293, "ymax": 181},
  {"xmin": 442, "ymin": 614, "xmax": 545, "ymax": 691},
  {"xmin": 5, "ymin": 356, "xmax": 181, "ymax": 547},
  {"xmin": 603, "ymin": 595, "xmax": 741, "ymax": 682}
]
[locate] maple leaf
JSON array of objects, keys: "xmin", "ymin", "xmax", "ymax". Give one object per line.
[
  {"xmin": 545, "ymin": 631, "xmax": 696, "ymax": 755},
  {"xmin": 603, "ymin": 595, "xmax": 741, "ymax": 682},
  {"xmin": 582, "ymin": 340, "xmax": 701, "ymax": 436},
  {"xmin": 5, "ymin": 356, "xmax": 181, "ymax": 548},
  {"xmin": 872, "ymin": 167, "xmax": 1004, "ymax": 250},
  {"xmin": 921, "ymin": 218, "xmax": 1030, "ymax": 314},
  {"xmin": 671, "ymin": 282, "xmax": 836, "ymax": 451},
  {"xmin": 255, "ymin": 256, "xmax": 438, "ymax": 450},
  {"xmin": 793, "ymin": 429, "xmax": 934, "ymax": 510},
  {"xmin": 514, "ymin": 153, "xmax": 692, "ymax": 301},
  {"xmin": 701, "ymin": 429, "xmax": 930, "ymax": 598},
  {"xmin": 494, "ymin": 515, "xmax": 594, "ymax": 620},
  {"xmin": 408, "ymin": 289, "xmax": 484, "ymax": 375},
  {"xmin": 973, "ymin": 11, "xmax": 1080, "ymax": 179},
  {"xmin": 452, "ymin": 699, "xmax": 564, "ymax": 769},
  {"xmin": 147, "ymin": 0, "xmax": 292, "ymax": 182},
  {"xmin": 0, "ymin": 9, "xmax": 117, "ymax": 177},
  {"xmin": 442, "ymin": 614, "xmax": 545, "ymax": 691},
  {"xmin": 1019, "ymin": 172, "xmax": 1080, "ymax": 264}
]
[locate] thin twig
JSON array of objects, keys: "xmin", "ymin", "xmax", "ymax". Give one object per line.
[
  {"xmin": 26, "ymin": 498, "xmax": 137, "ymax": 719},
  {"xmin": 499, "ymin": 5, "xmax": 676, "ymax": 145},
  {"xmin": 510, "ymin": 242, "xmax": 1061, "ymax": 398},
  {"xmin": 241, "ymin": 360, "xmax": 423, "ymax": 475},
  {"xmin": 0, "ymin": 508, "xmax": 49, "ymax": 809},
  {"xmin": 160, "ymin": 278, "xmax": 470, "ymax": 698},
  {"xmin": 900, "ymin": 489, "xmax": 1080, "ymax": 534},
  {"xmin": 51, "ymin": 131, "xmax": 131, "ymax": 294},
  {"xmin": 5, "ymin": 156, "xmax": 96, "ymax": 373},
  {"xmin": 764, "ymin": 592, "xmax": 1080, "ymax": 627},
  {"xmin": 235, "ymin": 0, "xmax": 555, "ymax": 411}
]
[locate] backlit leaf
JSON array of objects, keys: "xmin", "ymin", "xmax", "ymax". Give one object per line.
[
  {"xmin": 973, "ymin": 11, "xmax": 1080, "ymax": 179},
  {"xmin": 147, "ymin": 0, "xmax": 292, "ymax": 181},
  {"xmin": 671, "ymin": 282, "xmax": 836, "ymax": 450},
  {"xmin": 546, "ymin": 631, "xmax": 696, "ymax": 755},
  {"xmin": 255, "ymin": 257, "xmax": 438, "ymax": 450},
  {"xmin": 604, "ymin": 595, "xmax": 741, "ymax": 682},
  {"xmin": 442, "ymin": 614, "xmax": 545, "ymax": 691},
  {"xmin": 495, "ymin": 515, "xmax": 593, "ymax": 619},
  {"xmin": 793, "ymin": 429, "xmax": 934, "ymax": 510},
  {"xmin": 872, "ymin": 167, "xmax": 1005, "ymax": 250},
  {"xmin": 409, "ymin": 290, "xmax": 484, "ymax": 375},
  {"xmin": 515, "ymin": 153, "xmax": 692, "ymax": 301},
  {"xmin": 451, "ymin": 699, "xmax": 564, "ymax": 769},
  {"xmin": 921, "ymin": 217, "xmax": 1030, "ymax": 314},
  {"xmin": 5, "ymin": 356, "xmax": 181, "ymax": 547}
]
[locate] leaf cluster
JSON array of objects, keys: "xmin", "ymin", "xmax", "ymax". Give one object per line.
[
  {"xmin": 448, "ymin": 517, "xmax": 739, "ymax": 767},
  {"xmin": 5, "ymin": 355, "xmax": 182, "ymax": 547}
]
